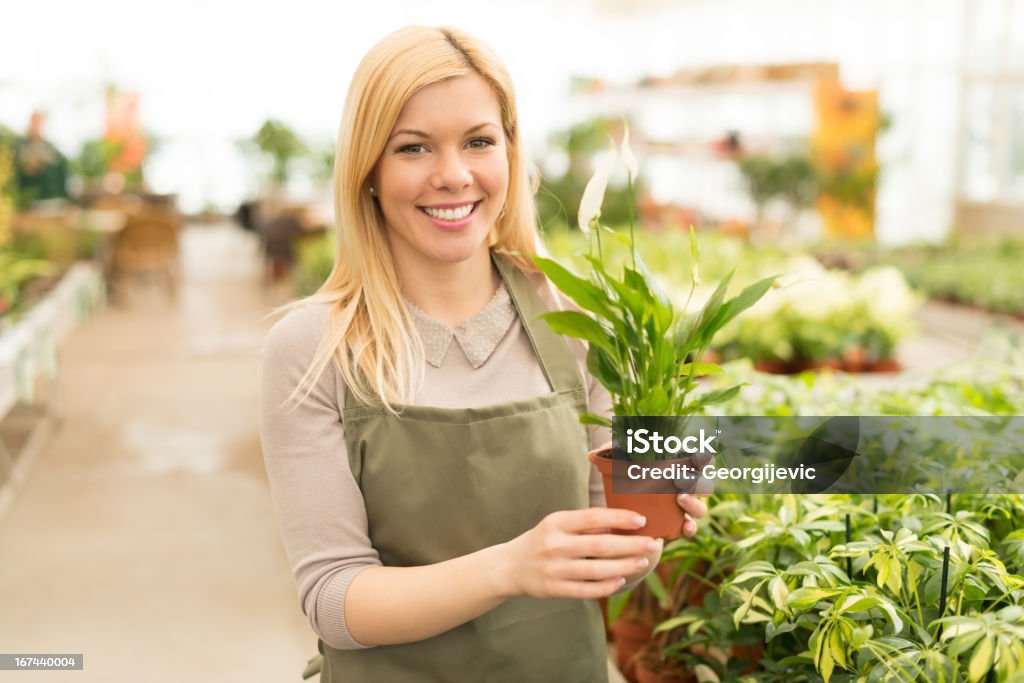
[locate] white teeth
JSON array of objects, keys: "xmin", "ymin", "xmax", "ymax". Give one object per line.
[{"xmin": 424, "ymin": 203, "xmax": 474, "ymax": 221}]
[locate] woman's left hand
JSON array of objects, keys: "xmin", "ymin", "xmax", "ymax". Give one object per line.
[{"xmin": 677, "ymin": 493, "xmax": 709, "ymax": 538}]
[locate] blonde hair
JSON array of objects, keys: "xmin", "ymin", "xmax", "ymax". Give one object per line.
[{"xmin": 288, "ymin": 25, "xmax": 539, "ymax": 410}]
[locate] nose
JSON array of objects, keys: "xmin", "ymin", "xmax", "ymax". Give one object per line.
[{"xmin": 430, "ymin": 149, "xmax": 472, "ymax": 192}]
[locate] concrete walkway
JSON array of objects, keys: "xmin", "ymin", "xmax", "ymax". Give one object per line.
[{"xmin": 0, "ymin": 223, "xmax": 312, "ymax": 682}]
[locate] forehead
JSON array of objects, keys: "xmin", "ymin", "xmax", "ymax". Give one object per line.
[{"xmin": 393, "ymin": 74, "xmax": 503, "ymax": 131}]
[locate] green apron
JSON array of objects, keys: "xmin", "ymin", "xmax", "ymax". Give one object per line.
[{"xmin": 310, "ymin": 253, "xmax": 607, "ymax": 682}]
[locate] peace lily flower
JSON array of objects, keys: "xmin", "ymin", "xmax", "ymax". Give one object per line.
[
  {"xmin": 535, "ymin": 134, "xmax": 777, "ymax": 432},
  {"xmin": 576, "ymin": 141, "xmax": 617, "ymax": 234}
]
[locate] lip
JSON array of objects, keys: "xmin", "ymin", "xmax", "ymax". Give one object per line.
[
  {"xmin": 420, "ymin": 200, "xmax": 480, "ymax": 210},
  {"xmin": 418, "ymin": 200, "xmax": 482, "ymax": 230}
]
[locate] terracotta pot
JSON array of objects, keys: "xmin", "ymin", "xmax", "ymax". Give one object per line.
[
  {"xmin": 588, "ymin": 448, "xmax": 687, "ymax": 540},
  {"xmin": 634, "ymin": 644, "xmax": 695, "ymax": 683},
  {"xmin": 864, "ymin": 358, "xmax": 901, "ymax": 373},
  {"xmin": 731, "ymin": 642, "xmax": 764, "ymax": 670},
  {"xmin": 611, "ymin": 618, "xmax": 653, "ymax": 683},
  {"xmin": 753, "ymin": 359, "xmax": 790, "ymax": 374}
]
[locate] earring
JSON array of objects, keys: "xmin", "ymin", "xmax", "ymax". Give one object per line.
[{"xmin": 369, "ymin": 186, "xmax": 376, "ymax": 196}]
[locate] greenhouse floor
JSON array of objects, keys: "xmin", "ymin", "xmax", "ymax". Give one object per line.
[{"xmin": 0, "ymin": 222, "xmax": 1014, "ymax": 682}]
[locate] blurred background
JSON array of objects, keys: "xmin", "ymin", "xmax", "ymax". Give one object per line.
[{"xmin": 1, "ymin": 0, "xmax": 1022, "ymax": 681}]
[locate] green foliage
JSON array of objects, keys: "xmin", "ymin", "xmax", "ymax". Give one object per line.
[
  {"xmin": 535, "ymin": 220, "xmax": 775, "ymax": 437},
  {"xmin": 292, "ymin": 231, "xmax": 335, "ymax": 297},
  {"xmin": 71, "ymin": 138, "xmax": 120, "ymax": 182},
  {"xmin": 0, "ymin": 245, "xmax": 55, "ymax": 318},
  {"xmin": 248, "ymin": 119, "xmax": 308, "ymax": 186},
  {"xmin": 656, "ymin": 492, "xmax": 1024, "ymax": 682},
  {"xmin": 737, "ymin": 154, "xmax": 818, "ymax": 215}
]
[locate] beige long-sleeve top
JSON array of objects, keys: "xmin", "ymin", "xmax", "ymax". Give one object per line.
[{"xmin": 259, "ymin": 271, "xmax": 612, "ymax": 651}]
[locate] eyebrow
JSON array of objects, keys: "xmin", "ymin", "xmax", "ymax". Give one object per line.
[{"xmin": 389, "ymin": 122, "xmax": 499, "ymax": 141}]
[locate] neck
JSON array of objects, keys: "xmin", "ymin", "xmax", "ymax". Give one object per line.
[{"xmin": 394, "ymin": 248, "xmax": 501, "ymax": 327}]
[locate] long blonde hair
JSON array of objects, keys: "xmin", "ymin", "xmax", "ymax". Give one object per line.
[{"xmin": 289, "ymin": 25, "xmax": 539, "ymax": 410}]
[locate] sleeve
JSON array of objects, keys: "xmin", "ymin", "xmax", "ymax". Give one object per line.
[{"xmin": 259, "ymin": 306, "xmax": 380, "ymax": 650}]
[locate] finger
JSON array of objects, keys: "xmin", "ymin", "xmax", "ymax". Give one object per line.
[
  {"xmin": 556, "ymin": 556, "xmax": 651, "ymax": 582},
  {"xmin": 681, "ymin": 514, "xmax": 698, "ymax": 538},
  {"xmin": 676, "ymin": 493, "xmax": 708, "ymax": 519},
  {"xmin": 549, "ymin": 507, "xmax": 648, "ymax": 534},
  {"xmin": 693, "ymin": 478, "xmax": 715, "ymax": 495},
  {"xmin": 554, "ymin": 576, "xmax": 628, "ymax": 600},
  {"xmin": 561, "ymin": 532, "xmax": 660, "ymax": 559}
]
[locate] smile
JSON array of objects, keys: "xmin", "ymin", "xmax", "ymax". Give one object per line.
[{"xmin": 419, "ymin": 201, "xmax": 480, "ymax": 222}]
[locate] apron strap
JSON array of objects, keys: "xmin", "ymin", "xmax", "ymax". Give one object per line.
[{"xmin": 492, "ymin": 252, "xmax": 586, "ymax": 396}]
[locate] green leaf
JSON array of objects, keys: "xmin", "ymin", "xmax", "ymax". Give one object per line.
[
  {"xmin": 691, "ymin": 384, "xmax": 744, "ymax": 409},
  {"xmin": 769, "ymin": 576, "xmax": 790, "ymax": 612},
  {"xmin": 947, "ymin": 629, "xmax": 986, "ymax": 659},
  {"xmin": 653, "ymin": 614, "xmax": 700, "ymax": 634},
  {"xmin": 694, "ymin": 664, "xmax": 719, "ymax": 683},
  {"xmin": 819, "ymin": 630, "xmax": 836, "ymax": 683},
  {"xmin": 644, "ymin": 571, "xmax": 670, "ymax": 609},
  {"xmin": 712, "ymin": 275, "xmax": 778, "ymax": 332},
  {"xmin": 540, "ymin": 310, "xmax": 612, "ymax": 352},
  {"xmin": 765, "ymin": 621, "xmax": 798, "ymax": 642},
  {"xmin": 579, "ymin": 413, "xmax": 612, "ymax": 428},
  {"xmin": 585, "ymin": 346, "xmax": 624, "ymax": 396},
  {"xmin": 679, "ymin": 362, "xmax": 724, "ymax": 377},
  {"xmin": 968, "ymin": 634, "xmax": 995, "ymax": 683},
  {"xmin": 788, "ymin": 587, "xmax": 838, "ymax": 610},
  {"xmin": 605, "ymin": 590, "xmax": 630, "ymax": 626},
  {"xmin": 534, "ymin": 256, "xmax": 614, "ymax": 318}
]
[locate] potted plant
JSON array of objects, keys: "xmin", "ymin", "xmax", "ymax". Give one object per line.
[{"xmin": 534, "ymin": 130, "xmax": 777, "ymax": 539}]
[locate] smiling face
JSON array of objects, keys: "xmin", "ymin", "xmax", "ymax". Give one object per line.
[{"xmin": 371, "ymin": 74, "xmax": 509, "ymax": 277}]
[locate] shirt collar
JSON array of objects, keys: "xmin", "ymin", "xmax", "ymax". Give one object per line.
[{"xmin": 406, "ymin": 282, "xmax": 516, "ymax": 368}]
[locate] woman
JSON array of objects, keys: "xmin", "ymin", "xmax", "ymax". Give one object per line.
[{"xmin": 259, "ymin": 25, "xmax": 707, "ymax": 682}]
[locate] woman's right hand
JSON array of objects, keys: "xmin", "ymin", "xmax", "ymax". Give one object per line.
[{"xmin": 498, "ymin": 508, "xmax": 660, "ymax": 600}]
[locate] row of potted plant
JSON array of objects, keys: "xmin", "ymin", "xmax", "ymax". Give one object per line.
[
  {"xmin": 817, "ymin": 240, "xmax": 1024, "ymax": 319},
  {"xmin": 542, "ymin": 227, "xmax": 920, "ymax": 373}
]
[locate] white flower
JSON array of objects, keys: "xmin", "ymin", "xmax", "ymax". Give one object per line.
[
  {"xmin": 786, "ymin": 270, "xmax": 854, "ymax": 321},
  {"xmin": 621, "ymin": 125, "xmax": 638, "ymax": 179},
  {"xmin": 856, "ymin": 266, "xmax": 920, "ymax": 322},
  {"xmin": 577, "ymin": 141, "xmax": 617, "ymax": 233}
]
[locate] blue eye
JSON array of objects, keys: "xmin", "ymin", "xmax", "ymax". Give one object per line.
[{"xmin": 398, "ymin": 144, "xmax": 426, "ymax": 154}]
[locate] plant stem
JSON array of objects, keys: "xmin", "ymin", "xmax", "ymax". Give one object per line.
[{"xmin": 627, "ymin": 174, "xmax": 637, "ymax": 271}]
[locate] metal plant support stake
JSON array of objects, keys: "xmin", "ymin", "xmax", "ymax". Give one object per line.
[
  {"xmin": 945, "ymin": 490, "xmax": 952, "ymax": 515},
  {"xmin": 937, "ymin": 545, "xmax": 951, "ymax": 639},
  {"xmin": 844, "ymin": 513, "xmax": 852, "ymax": 578}
]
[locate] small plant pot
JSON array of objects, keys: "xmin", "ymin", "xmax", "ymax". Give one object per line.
[
  {"xmin": 611, "ymin": 618, "xmax": 654, "ymax": 682},
  {"xmin": 589, "ymin": 447, "xmax": 687, "ymax": 540}
]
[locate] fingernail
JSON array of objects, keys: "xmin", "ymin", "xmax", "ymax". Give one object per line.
[
  {"xmin": 645, "ymin": 539, "xmax": 660, "ymax": 552},
  {"xmin": 677, "ymin": 493, "xmax": 689, "ymax": 503},
  {"xmin": 617, "ymin": 577, "xmax": 627, "ymax": 586},
  {"xmin": 632, "ymin": 515, "xmax": 646, "ymax": 527},
  {"xmin": 636, "ymin": 557, "xmax": 650, "ymax": 569}
]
